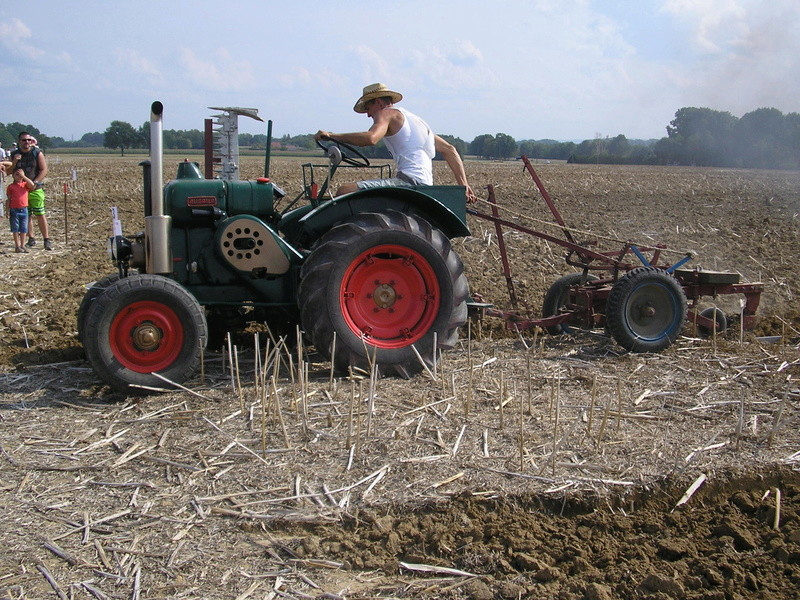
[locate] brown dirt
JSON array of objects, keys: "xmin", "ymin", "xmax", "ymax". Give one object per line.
[{"xmin": 0, "ymin": 156, "xmax": 798, "ymax": 599}]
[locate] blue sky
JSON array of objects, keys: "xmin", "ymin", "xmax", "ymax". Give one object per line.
[{"xmin": 2, "ymin": 0, "xmax": 798, "ymax": 142}]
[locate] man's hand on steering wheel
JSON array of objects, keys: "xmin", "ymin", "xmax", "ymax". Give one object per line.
[{"xmin": 314, "ymin": 134, "xmax": 370, "ymax": 168}]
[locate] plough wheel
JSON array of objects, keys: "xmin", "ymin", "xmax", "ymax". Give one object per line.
[
  {"xmin": 542, "ymin": 273, "xmax": 598, "ymax": 335},
  {"xmin": 606, "ymin": 267, "xmax": 687, "ymax": 353},
  {"xmin": 697, "ymin": 306, "xmax": 728, "ymax": 337},
  {"xmin": 298, "ymin": 211, "xmax": 468, "ymax": 378}
]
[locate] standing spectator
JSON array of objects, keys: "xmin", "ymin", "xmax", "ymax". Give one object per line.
[
  {"xmin": 10, "ymin": 131, "xmax": 52, "ymax": 250},
  {"xmin": 0, "ymin": 143, "xmax": 7, "ymax": 207},
  {"xmin": 7, "ymin": 168, "xmax": 34, "ymax": 253}
]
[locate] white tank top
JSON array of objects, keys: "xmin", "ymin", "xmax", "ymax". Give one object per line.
[{"xmin": 383, "ymin": 107, "xmax": 435, "ymax": 185}]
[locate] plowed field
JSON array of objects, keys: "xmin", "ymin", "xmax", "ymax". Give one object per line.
[{"xmin": 1, "ymin": 156, "xmax": 798, "ymax": 599}]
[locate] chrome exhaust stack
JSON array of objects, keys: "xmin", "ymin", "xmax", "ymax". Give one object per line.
[{"xmin": 145, "ymin": 101, "xmax": 172, "ymax": 274}]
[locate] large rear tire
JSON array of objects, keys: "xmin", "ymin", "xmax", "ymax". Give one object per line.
[
  {"xmin": 84, "ymin": 275, "xmax": 207, "ymax": 393},
  {"xmin": 298, "ymin": 211, "xmax": 469, "ymax": 377},
  {"xmin": 606, "ymin": 267, "xmax": 687, "ymax": 353}
]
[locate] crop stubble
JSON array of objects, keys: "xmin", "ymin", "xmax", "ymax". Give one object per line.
[{"xmin": 0, "ymin": 156, "xmax": 798, "ymax": 599}]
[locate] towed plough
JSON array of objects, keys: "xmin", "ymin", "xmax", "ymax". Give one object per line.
[{"xmin": 467, "ymin": 157, "xmax": 763, "ymax": 352}]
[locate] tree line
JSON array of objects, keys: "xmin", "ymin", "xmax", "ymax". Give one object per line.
[{"xmin": 2, "ymin": 106, "xmax": 797, "ymax": 170}]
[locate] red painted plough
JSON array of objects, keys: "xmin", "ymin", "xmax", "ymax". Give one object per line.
[{"xmin": 467, "ymin": 156, "xmax": 763, "ymax": 352}]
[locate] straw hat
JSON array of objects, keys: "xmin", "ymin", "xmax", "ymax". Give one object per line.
[{"xmin": 353, "ymin": 83, "xmax": 403, "ymax": 113}]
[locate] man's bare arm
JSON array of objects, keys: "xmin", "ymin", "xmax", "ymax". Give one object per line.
[
  {"xmin": 434, "ymin": 135, "xmax": 476, "ymax": 201},
  {"xmin": 315, "ymin": 110, "xmax": 392, "ymax": 147},
  {"xmin": 35, "ymin": 152, "xmax": 48, "ymax": 182}
]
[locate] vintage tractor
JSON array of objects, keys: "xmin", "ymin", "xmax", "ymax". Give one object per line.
[{"xmin": 79, "ymin": 102, "xmax": 471, "ymax": 392}]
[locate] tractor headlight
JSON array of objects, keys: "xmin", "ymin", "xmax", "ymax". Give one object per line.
[{"xmin": 107, "ymin": 235, "xmax": 132, "ymax": 263}]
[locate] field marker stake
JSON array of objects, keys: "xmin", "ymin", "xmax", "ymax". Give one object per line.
[
  {"xmin": 466, "ymin": 319, "xmax": 472, "ymax": 417},
  {"xmin": 518, "ymin": 386, "xmax": 525, "ymax": 469},
  {"xmin": 499, "ymin": 370, "xmax": 505, "ymax": 431},
  {"xmin": 62, "ymin": 183, "xmax": 69, "ymax": 245},
  {"xmin": 234, "ymin": 344, "xmax": 243, "ymax": 414},
  {"xmin": 587, "ymin": 375, "xmax": 597, "ymax": 438},
  {"xmin": 329, "ymin": 332, "xmax": 337, "ymax": 392}
]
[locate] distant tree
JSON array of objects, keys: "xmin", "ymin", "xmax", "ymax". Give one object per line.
[
  {"xmin": 81, "ymin": 132, "xmax": 105, "ymax": 147},
  {"xmin": 607, "ymin": 134, "xmax": 630, "ymax": 156},
  {"xmin": 518, "ymin": 140, "xmax": 536, "ymax": 157},
  {"xmin": 183, "ymin": 129, "xmax": 204, "ymax": 149},
  {"xmin": 592, "ymin": 133, "xmax": 607, "ymax": 163},
  {"xmin": 0, "ymin": 123, "xmax": 13, "ymax": 147},
  {"xmin": 522, "ymin": 140, "xmax": 576, "ymax": 161},
  {"xmin": 783, "ymin": 112, "xmax": 800, "ymax": 169},
  {"xmin": 493, "ymin": 133, "xmax": 517, "ymax": 159},
  {"xmin": 663, "ymin": 107, "xmax": 737, "ymax": 166},
  {"xmin": 736, "ymin": 108, "xmax": 785, "ymax": 169},
  {"xmin": 138, "ymin": 122, "xmax": 149, "ymax": 147},
  {"xmin": 104, "ymin": 121, "xmax": 143, "ymax": 156},
  {"xmin": 469, "ymin": 134, "xmax": 494, "ymax": 158},
  {"xmin": 277, "ymin": 134, "xmax": 313, "ymax": 150},
  {"xmin": 437, "ymin": 134, "xmax": 468, "ymax": 159},
  {"xmin": 173, "ymin": 135, "xmax": 192, "ymax": 150},
  {"xmin": 250, "ymin": 134, "xmax": 269, "ymax": 148},
  {"xmin": 162, "ymin": 129, "xmax": 203, "ymax": 150},
  {"xmin": 469, "ymin": 133, "xmax": 516, "ymax": 159},
  {"xmin": 45, "ymin": 131, "xmax": 105, "ymax": 148},
  {"xmin": 573, "ymin": 139, "xmax": 598, "ymax": 158},
  {"xmin": 3, "ymin": 122, "xmax": 48, "ymax": 148}
]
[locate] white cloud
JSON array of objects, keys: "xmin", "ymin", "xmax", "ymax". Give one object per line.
[
  {"xmin": 447, "ymin": 41, "xmax": 483, "ymax": 68},
  {"xmin": 400, "ymin": 42, "xmax": 497, "ymax": 91},
  {"xmin": 0, "ymin": 18, "xmax": 47, "ymax": 60},
  {"xmin": 657, "ymin": 1, "xmax": 800, "ymax": 116},
  {"xmin": 115, "ymin": 48, "xmax": 161, "ymax": 81},
  {"xmin": 178, "ymin": 47, "xmax": 256, "ymax": 91},
  {"xmin": 660, "ymin": 0, "xmax": 748, "ymax": 53},
  {"xmin": 697, "ymin": 4, "xmax": 800, "ymax": 114},
  {"xmin": 350, "ymin": 45, "xmax": 393, "ymax": 84}
]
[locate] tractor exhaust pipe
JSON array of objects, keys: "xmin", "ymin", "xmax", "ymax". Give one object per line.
[{"xmin": 145, "ymin": 101, "xmax": 172, "ymax": 274}]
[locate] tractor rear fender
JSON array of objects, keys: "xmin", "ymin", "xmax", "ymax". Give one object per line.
[{"xmin": 289, "ymin": 186, "xmax": 470, "ymax": 247}]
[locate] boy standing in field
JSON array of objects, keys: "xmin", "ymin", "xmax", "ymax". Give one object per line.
[{"xmin": 7, "ymin": 168, "xmax": 34, "ymax": 253}]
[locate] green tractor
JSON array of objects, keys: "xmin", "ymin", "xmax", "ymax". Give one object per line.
[{"xmin": 79, "ymin": 102, "xmax": 471, "ymax": 392}]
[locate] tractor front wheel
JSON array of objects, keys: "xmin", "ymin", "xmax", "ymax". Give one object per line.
[
  {"xmin": 83, "ymin": 275, "xmax": 207, "ymax": 392},
  {"xmin": 298, "ymin": 211, "xmax": 469, "ymax": 377},
  {"xmin": 606, "ymin": 267, "xmax": 687, "ymax": 353},
  {"xmin": 77, "ymin": 273, "xmax": 140, "ymax": 346}
]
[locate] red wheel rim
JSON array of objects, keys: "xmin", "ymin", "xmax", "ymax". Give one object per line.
[
  {"xmin": 340, "ymin": 244, "xmax": 440, "ymax": 349},
  {"xmin": 109, "ymin": 300, "xmax": 184, "ymax": 373}
]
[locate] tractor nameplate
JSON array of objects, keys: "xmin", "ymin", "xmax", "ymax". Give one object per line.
[{"xmin": 187, "ymin": 196, "xmax": 217, "ymax": 207}]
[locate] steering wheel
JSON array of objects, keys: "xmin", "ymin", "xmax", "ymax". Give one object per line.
[{"xmin": 316, "ymin": 137, "xmax": 370, "ymax": 168}]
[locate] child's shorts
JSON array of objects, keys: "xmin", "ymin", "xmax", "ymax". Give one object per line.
[{"xmin": 10, "ymin": 207, "xmax": 28, "ymax": 233}]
